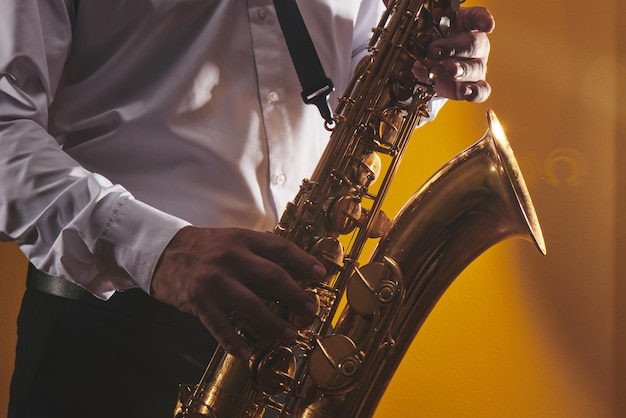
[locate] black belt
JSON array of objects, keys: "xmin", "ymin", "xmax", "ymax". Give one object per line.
[
  {"xmin": 24, "ymin": 263, "xmax": 207, "ymax": 329},
  {"xmin": 26, "ymin": 263, "xmax": 98, "ymax": 303}
]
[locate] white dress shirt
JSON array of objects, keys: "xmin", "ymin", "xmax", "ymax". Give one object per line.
[{"xmin": 0, "ymin": 0, "xmax": 441, "ymax": 298}]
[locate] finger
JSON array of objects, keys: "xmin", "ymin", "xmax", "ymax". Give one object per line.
[
  {"xmin": 454, "ymin": 7, "xmax": 495, "ymax": 34},
  {"xmin": 230, "ymin": 283, "xmax": 301, "ymax": 345},
  {"xmin": 458, "ymin": 80, "xmax": 491, "ymax": 103},
  {"xmin": 430, "ymin": 64, "xmax": 491, "ymax": 103},
  {"xmin": 443, "ymin": 57, "xmax": 486, "ymax": 83},
  {"xmin": 196, "ymin": 302, "xmax": 253, "ymax": 361},
  {"xmin": 237, "ymin": 252, "xmax": 319, "ymax": 321},
  {"xmin": 250, "ymin": 233, "xmax": 326, "ymax": 282},
  {"xmin": 195, "ymin": 278, "xmax": 300, "ymax": 358},
  {"xmin": 428, "ymin": 31, "xmax": 490, "ymax": 61},
  {"xmin": 244, "ymin": 232, "xmax": 325, "ymax": 311},
  {"xmin": 208, "ymin": 231, "xmax": 319, "ymax": 323}
]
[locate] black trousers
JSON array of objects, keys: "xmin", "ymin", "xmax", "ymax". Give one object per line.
[{"xmin": 8, "ymin": 286, "xmax": 217, "ymax": 418}]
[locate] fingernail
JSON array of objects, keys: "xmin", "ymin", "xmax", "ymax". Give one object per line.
[
  {"xmin": 282, "ymin": 326, "xmax": 298, "ymax": 343},
  {"xmin": 453, "ymin": 62, "xmax": 465, "ymax": 79},
  {"xmin": 313, "ymin": 264, "xmax": 326, "ymax": 280},
  {"xmin": 464, "ymin": 85, "xmax": 474, "ymax": 98}
]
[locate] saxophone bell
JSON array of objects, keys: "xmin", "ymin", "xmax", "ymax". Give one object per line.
[{"xmin": 294, "ymin": 109, "xmax": 546, "ymax": 417}]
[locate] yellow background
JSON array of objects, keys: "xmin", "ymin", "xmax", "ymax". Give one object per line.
[{"xmin": 1, "ymin": 0, "xmax": 623, "ymax": 416}]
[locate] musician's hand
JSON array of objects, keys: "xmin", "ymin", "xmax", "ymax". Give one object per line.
[
  {"xmin": 151, "ymin": 226, "xmax": 324, "ymax": 360},
  {"xmin": 419, "ymin": 6, "xmax": 495, "ymax": 103}
]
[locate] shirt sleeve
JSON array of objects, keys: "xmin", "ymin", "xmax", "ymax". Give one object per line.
[{"xmin": 0, "ymin": 0, "xmax": 189, "ymax": 299}]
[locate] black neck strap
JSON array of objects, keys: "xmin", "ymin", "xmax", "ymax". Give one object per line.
[{"xmin": 272, "ymin": 0, "xmax": 335, "ymax": 124}]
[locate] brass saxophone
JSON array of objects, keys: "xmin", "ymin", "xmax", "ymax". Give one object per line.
[{"xmin": 175, "ymin": 0, "xmax": 547, "ymax": 417}]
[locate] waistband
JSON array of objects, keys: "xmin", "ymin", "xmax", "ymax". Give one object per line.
[
  {"xmin": 24, "ymin": 263, "xmax": 205, "ymax": 330},
  {"xmin": 26, "ymin": 263, "xmax": 98, "ymax": 303}
]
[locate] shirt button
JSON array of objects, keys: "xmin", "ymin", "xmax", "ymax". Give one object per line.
[
  {"xmin": 267, "ymin": 90, "xmax": 280, "ymax": 103},
  {"xmin": 275, "ymin": 173, "xmax": 286, "ymax": 185},
  {"xmin": 258, "ymin": 7, "xmax": 268, "ymax": 19}
]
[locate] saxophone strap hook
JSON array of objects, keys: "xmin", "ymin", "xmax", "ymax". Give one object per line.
[{"xmin": 272, "ymin": 0, "xmax": 337, "ymax": 126}]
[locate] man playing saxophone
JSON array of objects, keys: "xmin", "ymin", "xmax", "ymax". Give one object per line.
[{"xmin": 0, "ymin": 1, "xmax": 494, "ymax": 417}]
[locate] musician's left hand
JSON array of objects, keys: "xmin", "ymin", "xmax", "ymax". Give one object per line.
[{"xmin": 418, "ymin": 6, "xmax": 495, "ymax": 103}]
